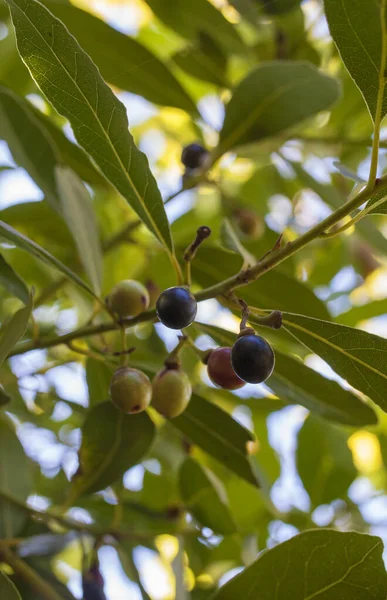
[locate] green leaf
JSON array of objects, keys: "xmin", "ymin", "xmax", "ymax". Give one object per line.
[
  {"xmin": 259, "ymin": 0, "xmax": 300, "ymax": 15},
  {"xmin": 0, "ymin": 253, "xmax": 29, "ymax": 304},
  {"xmin": 282, "ymin": 312, "xmax": 387, "ymax": 413},
  {"xmin": 324, "ymin": 0, "xmax": 387, "ymax": 122},
  {"xmin": 31, "ymin": 106, "xmax": 107, "ymax": 189},
  {"xmin": 173, "ymin": 33, "xmax": 229, "ymax": 88},
  {"xmin": 199, "ymin": 323, "xmax": 377, "ymax": 427},
  {"xmin": 12, "ymin": 555, "xmax": 77, "ymax": 600},
  {"xmin": 212, "ymin": 530, "xmax": 387, "ymax": 599},
  {"xmin": 0, "ymin": 385, "xmax": 11, "ymax": 406},
  {"xmin": 217, "ymin": 62, "xmax": 340, "ymax": 155},
  {"xmin": 0, "ymin": 219, "xmax": 96, "ymax": 298},
  {"xmin": 193, "ymin": 247, "xmax": 331, "ymax": 320},
  {"xmin": 0, "ymin": 85, "xmax": 60, "ymax": 211},
  {"xmin": 297, "ymin": 415, "xmax": 356, "ymax": 506},
  {"xmin": 220, "ymin": 219, "xmax": 255, "ymax": 267},
  {"xmin": 144, "ymin": 0, "xmax": 245, "ymax": 55},
  {"xmin": 272, "ymin": 350, "xmax": 377, "ymax": 427},
  {"xmin": 71, "ymin": 401, "xmax": 155, "ymax": 496},
  {"xmin": 0, "ymin": 201, "xmax": 73, "ymax": 251},
  {"xmin": 40, "ymin": 0, "xmax": 197, "ymax": 113},
  {"xmin": 172, "ymin": 394, "xmax": 260, "ymax": 488},
  {"xmin": 337, "ymin": 300, "xmax": 387, "ymax": 327},
  {"xmin": 179, "ymin": 458, "xmax": 236, "ymax": 535},
  {"xmin": 6, "ymin": 0, "xmax": 175, "ymax": 262},
  {"xmin": 0, "ymin": 28, "xmax": 33, "ymax": 95},
  {"xmin": 56, "ymin": 166, "xmax": 103, "ymax": 295},
  {"xmin": 85, "ymin": 358, "xmax": 113, "ymax": 408},
  {"xmin": 0, "ymin": 571, "xmax": 21, "ymax": 600},
  {"xmin": 365, "ymin": 186, "xmax": 387, "ymax": 215},
  {"xmin": 0, "ymin": 417, "xmax": 33, "ymax": 538},
  {"xmin": 0, "ymin": 290, "xmax": 33, "ymax": 367}
]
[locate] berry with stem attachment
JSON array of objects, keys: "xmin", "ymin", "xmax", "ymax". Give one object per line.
[{"xmin": 231, "ymin": 331, "xmax": 275, "ymax": 384}]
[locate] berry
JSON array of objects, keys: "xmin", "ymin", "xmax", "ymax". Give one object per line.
[
  {"xmin": 152, "ymin": 367, "xmax": 192, "ymax": 418},
  {"xmin": 156, "ymin": 287, "xmax": 197, "ymax": 330},
  {"xmin": 110, "ymin": 367, "xmax": 152, "ymax": 413},
  {"xmin": 234, "ymin": 209, "xmax": 264, "ymax": 239},
  {"xmin": 82, "ymin": 563, "xmax": 106, "ymax": 600},
  {"xmin": 231, "ymin": 333, "xmax": 275, "ymax": 384},
  {"xmin": 107, "ymin": 280, "xmax": 149, "ymax": 319},
  {"xmin": 207, "ymin": 347, "xmax": 245, "ymax": 390},
  {"xmin": 181, "ymin": 143, "xmax": 209, "ymax": 170}
]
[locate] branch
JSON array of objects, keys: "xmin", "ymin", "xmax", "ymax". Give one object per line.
[
  {"xmin": 0, "ymin": 489, "xmax": 185, "ymax": 541},
  {"xmin": 194, "ymin": 174, "xmax": 387, "ymax": 301},
  {"xmin": 9, "ymin": 309, "xmax": 157, "ymax": 357},
  {"xmin": 8, "ymin": 175, "xmax": 387, "ymax": 357}
]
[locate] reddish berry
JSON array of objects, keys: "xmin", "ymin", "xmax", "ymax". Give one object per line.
[{"xmin": 207, "ymin": 347, "xmax": 245, "ymax": 390}]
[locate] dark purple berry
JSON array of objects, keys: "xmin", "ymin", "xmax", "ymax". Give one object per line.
[
  {"xmin": 82, "ymin": 563, "xmax": 106, "ymax": 600},
  {"xmin": 181, "ymin": 143, "xmax": 209, "ymax": 170},
  {"xmin": 156, "ymin": 287, "xmax": 197, "ymax": 330},
  {"xmin": 231, "ymin": 334, "xmax": 275, "ymax": 384}
]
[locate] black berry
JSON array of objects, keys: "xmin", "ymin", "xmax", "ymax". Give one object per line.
[
  {"xmin": 231, "ymin": 333, "xmax": 275, "ymax": 384},
  {"xmin": 207, "ymin": 347, "xmax": 245, "ymax": 390},
  {"xmin": 156, "ymin": 287, "xmax": 197, "ymax": 330},
  {"xmin": 82, "ymin": 563, "xmax": 106, "ymax": 600},
  {"xmin": 181, "ymin": 143, "xmax": 209, "ymax": 170}
]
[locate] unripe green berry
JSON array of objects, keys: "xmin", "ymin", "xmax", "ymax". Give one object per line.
[
  {"xmin": 152, "ymin": 367, "xmax": 192, "ymax": 418},
  {"xmin": 110, "ymin": 367, "xmax": 152, "ymax": 414},
  {"xmin": 107, "ymin": 280, "xmax": 150, "ymax": 319}
]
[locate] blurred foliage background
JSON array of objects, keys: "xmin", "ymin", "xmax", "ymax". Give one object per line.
[{"xmin": 0, "ymin": 0, "xmax": 387, "ymax": 598}]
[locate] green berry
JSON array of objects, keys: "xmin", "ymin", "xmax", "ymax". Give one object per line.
[
  {"xmin": 107, "ymin": 280, "xmax": 149, "ymax": 319},
  {"xmin": 110, "ymin": 367, "xmax": 152, "ymax": 414},
  {"xmin": 152, "ymin": 367, "xmax": 192, "ymax": 418}
]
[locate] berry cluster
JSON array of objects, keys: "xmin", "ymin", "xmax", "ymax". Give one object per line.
[
  {"xmin": 110, "ymin": 363, "xmax": 191, "ymax": 419},
  {"xmin": 106, "ymin": 274, "xmax": 275, "ymax": 420}
]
